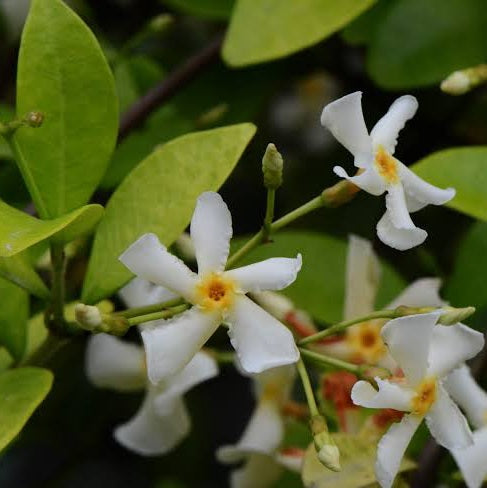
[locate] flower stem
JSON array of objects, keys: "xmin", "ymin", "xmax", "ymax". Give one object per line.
[
  {"xmin": 299, "ymin": 348, "xmax": 361, "ymax": 374},
  {"xmin": 115, "ymin": 297, "xmax": 185, "ymax": 318},
  {"xmin": 127, "ymin": 304, "xmax": 189, "ymax": 327},
  {"xmin": 296, "ymin": 358, "xmax": 319, "ymax": 417},
  {"xmin": 262, "ymin": 188, "xmax": 275, "ymax": 240}
]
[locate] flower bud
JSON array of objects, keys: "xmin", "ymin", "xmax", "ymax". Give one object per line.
[
  {"xmin": 441, "ymin": 64, "xmax": 487, "ymax": 95},
  {"xmin": 310, "ymin": 415, "xmax": 341, "ymax": 471},
  {"xmin": 149, "ymin": 14, "xmax": 173, "ymax": 34},
  {"xmin": 75, "ymin": 304, "xmax": 102, "ymax": 330},
  {"xmin": 438, "ymin": 306, "xmax": 476, "ymax": 325},
  {"xmin": 262, "ymin": 143, "xmax": 283, "ymax": 189}
]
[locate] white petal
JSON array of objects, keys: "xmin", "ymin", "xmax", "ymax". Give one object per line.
[
  {"xmin": 226, "ymin": 255, "xmax": 302, "ymax": 293},
  {"xmin": 386, "ymin": 278, "xmax": 444, "ymax": 309},
  {"xmin": 445, "ymin": 365, "xmax": 487, "ymax": 429},
  {"xmin": 114, "ymin": 392, "xmax": 190, "ymax": 456},
  {"xmin": 381, "ymin": 312, "xmax": 440, "ymax": 386},
  {"xmin": 217, "ymin": 401, "xmax": 283, "ymax": 462},
  {"xmin": 141, "ymin": 307, "xmax": 220, "ymax": 383},
  {"xmin": 426, "ymin": 385, "xmax": 472, "ymax": 450},
  {"xmin": 85, "ymin": 334, "xmax": 145, "ymax": 392},
  {"xmin": 228, "ymin": 454, "xmax": 283, "ymax": 488},
  {"xmin": 452, "ymin": 427, "xmax": 487, "ymax": 488},
  {"xmin": 119, "ymin": 233, "xmax": 197, "ymax": 301},
  {"xmin": 253, "ymin": 365, "xmax": 296, "ymax": 404},
  {"xmin": 370, "ymin": 95, "xmax": 418, "ymax": 154},
  {"xmin": 228, "ymin": 296, "xmax": 299, "ymax": 374},
  {"xmin": 376, "ymin": 414, "xmax": 423, "ymax": 488},
  {"xmin": 344, "ymin": 234, "xmax": 381, "ymax": 320},
  {"xmin": 191, "ymin": 192, "xmax": 233, "ymax": 275},
  {"xmin": 385, "ymin": 183, "xmax": 417, "ymax": 230},
  {"xmin": 351, "ymin": 378, "xmax": 414, "ymax": 411},
  {"xmin": 333, "ymin": 166, "xmax": 386, "ymax": 196},
  {"xmin": 320, "ymin": 91, "xmax": 372, "ymax": 160},
  {"xmin": 427, "ymin": 324, "xmax": 484, "ymax": 379},
  {"xmin": 376, "ymin": 210, "xmax": 427, "ymax": 251},
  {"xmin": 119, "ymin": 277, "xmax": 179, "ymax": 308}
]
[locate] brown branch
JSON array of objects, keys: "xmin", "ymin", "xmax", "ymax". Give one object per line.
[{"xmin": 118, "ymin": 34, "xmax": 223, "ymax": 141}]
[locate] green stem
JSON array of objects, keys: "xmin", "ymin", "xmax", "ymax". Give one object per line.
[
  {"xmin": 115, "ymin": 297, "xmax": 185, "ymax": 318},
  {"xmin": 127, "ymin": 304, "xmax": 189, "ymax": 327},
  {"xmin": 299, "ymin": 348, "xmax": 361, "ymax": 374},
  {"xmin": 50, "ymin": 243, "xmax": 66, "ymax": 332},
  {"xmin": 296, "ymin": 358, "xmax": 319, "ymax": 417},
  {"xmin": 262, "ymin": 188, "xmax": 275, "ymax": 240}
]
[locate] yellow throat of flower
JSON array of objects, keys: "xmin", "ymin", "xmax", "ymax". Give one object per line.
[
  {"xmin": 411, "ymin": 377, "xmax": 437, "ymax": 416},
  {"xmin": 346, "ymin": 320, "xmax": 386, "ymax": 364},
  {"xmin": 374, "ymin": 145, "xmax": 399, "ymax": 184},
  {"xmin": 196, "ymin": 273, "xmax": 236, "ymax": 312}
]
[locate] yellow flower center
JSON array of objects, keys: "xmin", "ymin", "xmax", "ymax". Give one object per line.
[
  {"xmin": 346, "ymin": 321, "xmax": 386, "ymax": 364},
  {"xmin": 196, "ymin": 273, "xmax": 236, "ymax": 311},
  {"xmin": 374, "ymin": 145, "xmax": 399, "ymax": 184},
  {"xmin": 411, "ymin": 377, "xmax": 437, "ymax": 416}
]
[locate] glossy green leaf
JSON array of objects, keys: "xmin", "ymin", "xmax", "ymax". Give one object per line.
[
  {"xmin": 163, "ymin": 0, "xmax": 235, "ymax": 19},
  {"xmin": 223, "ymin": 0, "xmax": 375, "ymax": 67},
  {"xmin": 412, "ymin": 146, "xmax": 487, "ymax": 221},
  {"xmin": 0, "ymin": 201, "xmax": 103, "ymax": 257},
  {"xmin": 233, "ymin": 231, "xmax": 405, "ymax": 323},
  {"xmin": 82, "ymin": 123, "xmax": 256, "ymax": 303},
  {"xmin": 0, "ymin": 367, "xmax": 53, "ymax": 452},
  {"xmin": 14, "ymin": 0, "xmax": 118, "ymax": 218},
  {"xmin": 367, "ymin": 0, "xmax": 487, "ymax": 89},
  {"xmin": 0, "ymin": 277, "xmax": 28, "ymax": 361}
]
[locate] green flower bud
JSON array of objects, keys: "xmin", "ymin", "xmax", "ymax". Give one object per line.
[
  {"xmin": 438, "ymin": 306, "xmax": 476, "ymax": 325},
  {"xmin": 310, "ymin": 415, "xmax": 341, "ymax": 472},
  {"xmin": 262, "ymin": 143, "xmax": 283, "ymax": 189}
]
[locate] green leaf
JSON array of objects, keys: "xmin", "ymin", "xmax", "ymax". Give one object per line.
[
  {"xmin": 163, "ymin": 0, "xmax": 235, "ymax": 19},
  {"xmin": 0, "ymin": 367, "xmax": 53, "ymax": 452},
  {"xmin": 0, "ymin": 201, "xmax": 103, "ymax": 257},
  {"xmin": 223, "ymin": 0, "xmax": 375, "ymax": 67},
  {"xmin": 411, "ymin": 146, "xmax": 487, "ymax": 221},
  {"xmin": 233, "ymin": 231, "xmax": 405, "ymax": 323},
  {"xmin": 82, "ymin": 123, "xmax": 256, "ymax": 304},
  {"xmin": 367, "ymin": 0, "xmax": 487, "ymax": 89},
  {"xmin": 14, "ymin": 0, "xmax": 118, "ymax": 218},
  {"xmin": 0, "ymin": 277, "xmax": 28, "ymax": 361}
]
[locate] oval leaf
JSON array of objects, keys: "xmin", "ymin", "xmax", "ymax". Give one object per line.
[
  {"xmin": 411, "ymin": 146, "xmax": 487, "ymax": 221},
  {"xmin": 82, "ymin": 123, "xmax": 256, "ymax": 304},
  {"xmin": 223, "ymin": 0, "xmax": 375, "ymax": 67},
  {"xmin": 0, "ymin": 202, "xmax": 103, "ymax": 257},
  {"xmin": 14, "ymin": 0, "xmax": 118, "ymax": 218},
  {"xmin": 0, "ymin": 367, "xmax": 53, "ymax": 452}
]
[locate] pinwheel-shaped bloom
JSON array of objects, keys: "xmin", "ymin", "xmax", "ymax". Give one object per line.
[
  {"xmin": 217, "ymin": 365, "xmax": 303, "ymax": 487},
  {"xmin": 351, "ymin": 311, "xmax": 484, "ymax": 488},
  {"xmin": 86, "ymin": 333, "xmax": 218, "ymax": 455},
  {"xmin": 445, "ymin": 365, "xmax": 487, "ymax": 488},
  {"xmin": 321, "ymin": 92, "xmax": 455, "ymax": 250},
  {"xmin": 119, "ymin": 192, "xmax": 301, "ymax": 384}
]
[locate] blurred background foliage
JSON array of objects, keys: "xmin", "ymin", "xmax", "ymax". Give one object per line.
[{"xmin": 0, "ymin": 0, "xmax": 487, "ymax": 486}]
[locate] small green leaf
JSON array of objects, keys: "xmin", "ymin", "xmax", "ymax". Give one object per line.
[
  {"xmin": 233, "ymin": 231, "xmax": 404, "ymax": 323},
  {"xmin": 411, "ymin": 147, "xmax": 487, "ymax": 221},
  {"xmin": 82, "ymin": 123, "xmax": 256, "ymax": 304},
  {"xmin": 0, "ymin": 278, "xmax": 28, "ymax": 361},
  {"xmin": 14, "ymin": 0, "xmax": 118, "ymax": 218},
  {"xmin": 0, "ymin": 201, "xmax": 103, "ymax": 257},
  {"xmin": 163, "ymin": 0, "xmax": 235, "ymax": 19},
  {"xmin": 0, "ymin": 367, "xmax": 53, "ymax": 452},
  {"xmin": 223, "ymin": 0, "xmax": 375, "ymax": 67}
]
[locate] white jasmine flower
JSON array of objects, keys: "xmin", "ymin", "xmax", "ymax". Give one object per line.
[
  {"xmin": 321, "ymin": 92, "xmax": 455, "ymax": 250},
  {"xmin": 217, "ymin": 365, "xmax": 302, "ymax": 487},
  {"xmin": 351, "ymin": 311, "xmax": 484, "ymax": 488},
  {"xmin": 445, "ymin": 365, "xmax": 487, "ymax": 488},
  {"xmin": 119, "ymin": 191, "xmax": 301, "ymax": 383},
  {"xmin": 86, "ymin": 333, "xmax": 218, "ymax": 456},
  {"xmin": 119, "ymin": 276, "xmax": 178, "ymax": 309}
]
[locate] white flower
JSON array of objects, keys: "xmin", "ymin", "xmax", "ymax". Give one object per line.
[
  {"xmin": 119, "ymin": 276, "xmax": 178, "ymax": 309},
  {"xmin": 321, "ymin": 92, "xmax": 455, "ymax": 250},
  {"xmin": 445, "ymin": 365, "xmax": 487, "ymax": 488},
  {"xmin": 119, "ymin": 191, "xmax": 301, "ymax": 383},
  {"xmin": 351, "ymin": 311, "xmax": 484, "ymax": 488},
  {"xmin": 217, "ymin": 365, "xmax": 302, "ymax": 487},
  {"xmin": 85, "ymin": 333, "xmax": 218, "ymax": 456}
]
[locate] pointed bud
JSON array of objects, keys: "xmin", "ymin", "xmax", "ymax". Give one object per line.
[
  {"xmin": 310, "ymin": 415, "xmax": 341, "ymax": 471},
  {"xmin": 441, "ymin": 64, "xmax": 487, "ymax": 95},
  {"xmin": 317, "ymin": 443, "xmax": 341, "ymax": 472},
  {"xmin": 262, "ymin": 143, "xmax": 283, "ymax": 189},
  {"xmin": 439, "ymin": 306, "xmax": 476, "ymax": 325}
]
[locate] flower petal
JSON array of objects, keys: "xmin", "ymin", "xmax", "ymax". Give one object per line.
[
  {"xmin": 386, "ymin": 278, "xmax": 444, "ymax": 309},
  {"xmin": 227, "ymin": 296, "xmax": 299, "ymax": 374},
  {"xmin": 370, "ymin": 95, "xmax": 418, "ymax": 154},
  {"xmin": 344, "ymin": 234, "xmax": 381, "ymax": 320},
  {"xmin": 427, "ymin": 324, "xmax": 484, "ymax": 379},
  {"xmin": 253, "ymin": 365, "xmax": 295, "ymax": 404},
  {"xmin": 119, "ymin": 277, "xmax": 179, "ymax": 308},
  {"xmin": 381, "ymin": 312, "xmax": 440, "ymax": 386},
  {"xmin": 333, "ymin": 166, "xmax": 386, "ymax": 196},
  {"xmin": 114, "ymin": 393, "xmax": 190, "ymax": 456},
  {"xmin": 376, "ymin": 209, "xmax": 427, "ymax": 251},
  {"xmin": 445, "ymin": 365, "xmax": 487, "ymax": 429},
  {"xmin": 85, "ymin": 334, "xmax": 145, "ymax": 392},
  {"xmin": 217, "ymin": 401, "xmax": 284, "ymax": 462},
  {"xmin": 426, "ymin": 385, "xmax": 472, "ymax": 450},
  {"xmin": 141, "ymin": 307, "xmax": 220, "ymax": 383},
  {"xmin": 451, "ymin": 427, "xmax": 487, "ymax": 488},
  {"xmin": 375, "ymin": 414, "xmax": 423, "ymax": 488},
  {"xmin": 351, "ymin": 378, "xmax": 414, "ymax": 411},
  {"xmin": 320, "ymin": 91, "xmax": 372, "ymax": 161},
  {"xmin": 228, "ymin": 454, "xmax": 283, "ymax": 488},
  {"xmin": 190, "ymin": 192, "xmax": 233, "ymax": 275},
  {"xmin": 226, "ymin": 255, "xmax": 302, "ymax": 293},
  {"xmin": 119, "ymin": 233, "xmax": 197, "ymax": 301}
]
